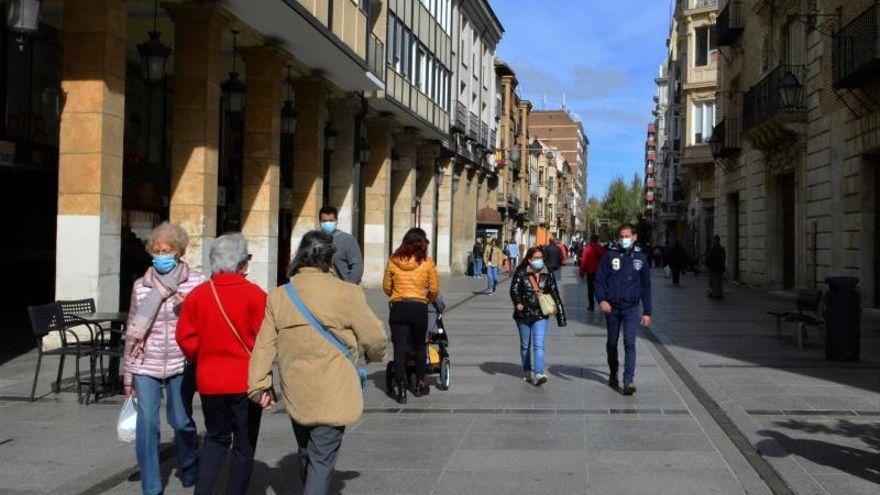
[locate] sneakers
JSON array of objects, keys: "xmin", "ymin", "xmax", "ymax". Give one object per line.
[
  {"xmin": 534, "ymin": 373, "xmax": 548, "ymax": 386},
  {"xmin": 608, "ymin": 374, "xmax": 619, "ymax": 390},
  {"xmin": 623, "ymin": 383, "xmax": 637, "ymax": 396}
]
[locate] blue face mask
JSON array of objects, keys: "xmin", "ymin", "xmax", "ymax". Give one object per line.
[
  {"xmin": 529, "ymin": 259, "xmax": 545, "ymax": 271},
  {"xmin": 320, "ymin": 221, "xmax": 337, "ymax": 235},
  {"xmin": 621, "ymin": 238, "xmax": 634, "ymax": 250},
  {"xmin": 152, "ymin": 254, "xmax": 177, "ymax": 274}
]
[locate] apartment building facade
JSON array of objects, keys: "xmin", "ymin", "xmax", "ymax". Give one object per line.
[
  {"xmin": 711, "ymin": 0, "xmax": 880, "ymax": 306},
  {"xmin": 528, "ymin": 109, "xmax": 588, "ymax": 240}
]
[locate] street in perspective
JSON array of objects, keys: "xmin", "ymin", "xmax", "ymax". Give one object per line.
[{"xmin": 1, "ymin": 0, "xmax": 879, "ymax": 494}]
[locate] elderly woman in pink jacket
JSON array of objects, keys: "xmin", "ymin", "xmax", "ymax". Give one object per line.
[{"xmin": 123, "ymin": 222, "xmax": 205, "ymax": 495}]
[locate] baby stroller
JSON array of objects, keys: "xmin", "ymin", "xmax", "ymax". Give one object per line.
[{"xmin": 386, "ymin": 296, "xmax": 452, "ymax": 392}]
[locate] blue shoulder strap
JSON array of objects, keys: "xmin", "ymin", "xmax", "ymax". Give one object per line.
[{"xmin": 284, "ymin": 282, "xmax": 354, "ymax": 365}]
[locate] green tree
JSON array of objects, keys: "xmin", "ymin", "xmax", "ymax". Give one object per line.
[{"xmin": 589, "ymin": 173, "xmax": 650, "ymax": 242}]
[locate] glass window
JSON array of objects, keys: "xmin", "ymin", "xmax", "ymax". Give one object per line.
[
  {"xmin": 694, "ymin": 26, "xmax": 717, "ymax": 66},
  {"xmin": 692, "ymin": 100, "xmax": 715, "ymax": 144}
]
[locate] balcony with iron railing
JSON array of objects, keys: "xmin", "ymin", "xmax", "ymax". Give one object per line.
[
  {"xmin": 489, "ymin": 129, "xmax": 497, "ymax": 148},
  {"xmin": 716, "ymin": 1, "xmax": 744, "ymax": 46},
  {"xmin": 468, "ymin": 113, "xmax": 479, "ymax": 139},
  {"xmin": 710, "ymin": 118, "xmax": 741, "ymax": 159},
  {"xmin": 453, "ymin": 102, "xmax": 467, "ymax": 132},
  {"xmin": 480, "ymin": 123, "xmax": 488, "ymax": 146},
  {"xmin": 833, "ymin": 3, "xmax": 880, "ymax": 89},
  {"xmin": 742, "ymin": 64, "xmax": 806, "ymax": 133},
  {"xmin": 367, "ymin": 34, "xmax": 385, "ymax": 81}
]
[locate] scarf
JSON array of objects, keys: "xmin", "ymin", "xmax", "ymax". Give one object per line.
[{"xmin": 128, "ymin": 262, "xmax": 188, "ymax": 340}]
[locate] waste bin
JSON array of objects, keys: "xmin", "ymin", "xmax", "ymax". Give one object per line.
[{"xmin": 824, "ymin": 276, "xmax": 860, "ymax": 361}]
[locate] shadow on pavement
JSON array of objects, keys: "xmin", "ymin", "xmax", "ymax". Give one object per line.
[
  {"xmin": 756, "ymin": 427, "xmax": 880, "ymax": 485},
  {"xmin": 478, "ymin": 361, "xmax": 522, "ymax": 379},
  {"xmin": 250, "ymin": 454, "xmax": 359, "ymax": 494},
  {"xmin": 547, "ymin": 364, "xmax": 609, "ymax": 385}
]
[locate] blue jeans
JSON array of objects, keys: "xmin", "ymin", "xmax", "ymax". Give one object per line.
[
  {"xmin": 552, "ymin": 268, "xmax": 562, "ymax": 282},
  {"xmin": 605, "ymin": 306, "xmax": 640, "ymax": 384},
  {"xmin": 486, "ymin": 266, "xmax": 499, "ymax": 291},
  {"xmin": 473, "ymin": 257, "xmax": 483, "ymax": 277},
  {"xmin": 515, "ymin": 318, "xmax": 548, "ymax": 375},
  {"xmin": 133, "ymin": 370, "xmax": 199, "ymax": 495}
]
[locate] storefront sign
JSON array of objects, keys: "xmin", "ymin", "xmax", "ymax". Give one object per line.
[{"xmin": 0, "ymin": 141, "xmax": 15, "ymax": 168}]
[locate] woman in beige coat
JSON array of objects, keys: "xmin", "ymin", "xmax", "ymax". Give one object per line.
[{"xmin": 248, "ymin": 231, "xmax": 387, "ymax": 495}]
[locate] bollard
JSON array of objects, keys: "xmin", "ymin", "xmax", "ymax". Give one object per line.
[{"xmin": 824, "ymin": 276, "xmax": 860, "ymax": 361}]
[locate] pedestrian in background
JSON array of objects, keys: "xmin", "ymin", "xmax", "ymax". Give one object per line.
[
  {"xmin": 383, "ymin": 228, "xmax": 440, "ymax": 403},
  {"xmin": 706, "ymin": 235, "xmax": 726, "ymax": 299},
  {"xmin": 177, "ymin": 233, "xmax": 267, "ymax": 495},
  {"xmin": 579, "ymin": 234, "xmax": 606, "ymax": 311},
  {"xmin": 595, "ymin": 224, "xmax": 652, "ymax": 396},
  {"xmin": 542, "ymin": 233, "xmax": 564, "ymax": 282},
  {"xmin": 484, "ymin": 238, "xmax": 503, "ymax": 295},
  {"xmin": 510, "ymin": 247, "xmax": 567, "ymax": 386},
  {"xmin": 123, "ymin": 222, "xmax": 203, "ymax": 495},
  {"xmin": 505, "ymin": 238, "xmax": 520, "ymax": 273},
  {"xmin": 668, "ymin": 241, "xmax": 687, "ymax": 285},
  {"xmin": 472, "ymin": 238, "xmax": 484, "ymax": 279},
  {"xmin": 318, "ymin": 206, "xmax": 363, "ymax": 284},
  {"xmin": 248, "ymin": 231, "xmax": 387, "ymax": 495}
]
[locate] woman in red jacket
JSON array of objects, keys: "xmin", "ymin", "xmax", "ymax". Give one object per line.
[{"xmin": 177, "ymin": 233, "xmax": 267, "ymax": 495}]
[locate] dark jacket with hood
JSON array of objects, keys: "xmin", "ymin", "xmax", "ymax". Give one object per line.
[{"xmin": 509, "ymin": 263, "xmax": 567, "ymax": 326}]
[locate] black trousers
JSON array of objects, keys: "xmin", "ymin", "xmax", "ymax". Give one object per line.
[
  {"xmin": 292, "ymin": 421, "xmax": 345, "ymax": 495},
  {"xmin": 671, "ymin": 268, "xmax": 682, "ymax": 285},
  {"xmin": 389, "ymin": 301, "xmax": 428, "ymax": 383},
  {"xmin": 586, "ymin": 273, "xmax": 597, "ymax": 310},
  {"xmin": 196, "ymin": 393, "xmax": 263, "ymax": 495}
]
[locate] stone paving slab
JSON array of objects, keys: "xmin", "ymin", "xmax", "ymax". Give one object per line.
[{"xmin": 3, "ymin": 267, "xmax": 875, "ymax": 493}]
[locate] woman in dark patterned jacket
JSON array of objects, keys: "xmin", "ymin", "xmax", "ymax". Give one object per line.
[{"xmin": 509, "ymin": 247, "xmax": 567, "ymax": 386}]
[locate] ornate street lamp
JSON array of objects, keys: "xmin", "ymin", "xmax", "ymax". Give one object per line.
[
  {"xmin": 137, "ymin": 0, "xmax": 172, "ymax": 84},
  {"xmin": 221, "ymin": 30, "xmax": 245, "ymax": 113},
  {"xmin": 358, "ymin": 138, "xmax": 371, "ymax": 163},
  {"xmin": 778, "ymin": 71, "xmax": 803, "ymax": 111},
  {"xmin": 324, "ymin": 126, "xmax": 338, "ymax": 153},
  {"xmin": 6, "ymin": 0, "xmax": 41, "ymax": 48},
  {"xmin": 708, "ymin": 130, "xmax": 723, "ymax": 159},
  {"xmin": 281, "ymin": 66, "xmax": 298, "ymax": 136}
]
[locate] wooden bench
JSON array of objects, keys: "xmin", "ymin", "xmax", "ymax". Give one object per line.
[{"xmin": 766, "ymin": 291, "xmax": 825, "ymax": 349}]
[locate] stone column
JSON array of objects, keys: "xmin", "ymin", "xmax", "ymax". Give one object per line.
[
  {"xmin": 435, "ymin": 158, "xmax": 454, "ymax": 274},
  {"xmin": 55, "ymin": 0, "xmax": 126, "ymax": 309},
  {"xmin": 240, "ymin": 47, "xmax": 285, "ymax": 290},
  {"xmin": 167, "ymin": 3, "xmax": 229, "ymax": 272},
  {"xmin": 450, "ymin": 164, "xmax": 471, "ymax": 274},
  {"xmin": 328, "ymin": 98, "xmax": 359, "ymax": 233},
  {"xmin": 361, "ymin": 118, "xmax": 393, "ymax": 286},
  {"xmin": 391, "ymin": 131, "xmax": 418, "ymax": 248},
  {"xmin": 290, "ymin": 78, "xmax": 329, "ymax": 246},
  {"xmin": 416, "ymin": 142, "xmax": 441, "ymax": 248}
]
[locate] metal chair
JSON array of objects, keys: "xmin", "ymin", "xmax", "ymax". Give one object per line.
[
  {"xmin": 58, "ymin": 299, "xmax": 127, "ymax": 402},
  {"xmin": 27, "ymin": 302, "xmax": 92, "ymax": 403}
]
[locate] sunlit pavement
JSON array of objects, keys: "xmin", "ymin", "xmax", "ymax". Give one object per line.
[{"xmin": 0, "ymin": 266, "xmax": 877, "ymax": 494}]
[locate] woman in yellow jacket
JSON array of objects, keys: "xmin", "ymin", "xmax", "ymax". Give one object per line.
[{"xmin": 382, "ymin": 227, "xmax": 440, "ymax": 403}]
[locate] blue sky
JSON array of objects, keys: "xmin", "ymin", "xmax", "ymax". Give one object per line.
[{"xmin": 492, "ymin": 0, "xmax": 673, "ymax": 200}]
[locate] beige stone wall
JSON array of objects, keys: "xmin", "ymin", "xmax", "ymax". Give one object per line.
[
  {"xmin": 328, "ymin": 98, "xmax": 360, "ymax": 234},
  {"xmin": 714, "ymin": 0, "xmax": 880, "ymax": 302},
  {"xmin": 362, "ymin": 118, "xmax": 394, "ymax": 286}
]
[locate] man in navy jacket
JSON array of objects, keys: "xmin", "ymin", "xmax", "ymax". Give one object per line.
[{"xmin": 594, "ymin": 224, "xmax": 652, "ymax": 395}]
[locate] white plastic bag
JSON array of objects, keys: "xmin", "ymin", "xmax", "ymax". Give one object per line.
[{"xmin": 117, "ymin": 397, "xmax": 137, "ymax": 443}]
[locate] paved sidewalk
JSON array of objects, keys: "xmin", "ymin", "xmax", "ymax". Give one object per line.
[{"xmin": 0, "ymin": 267, "xmax": 876, "ymax": 494}]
